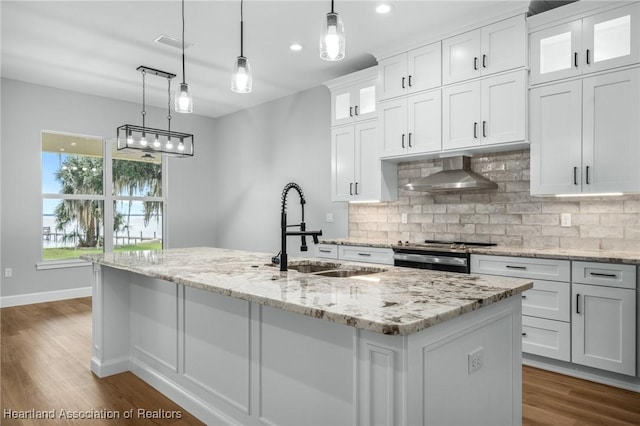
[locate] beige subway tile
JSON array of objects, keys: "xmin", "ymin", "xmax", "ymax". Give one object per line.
[
  {"xmin": 522, "ymin": 236, "xmax": 559, "ymax": 249},
  {"xmin": 571, "ymin": 214, "xmax": 600, "ymax": 225},
  {"xmin": 398, "ymin": 205, "xmax": 422, "ymax": 214},
  {"xmin": 398, "ymin": 223, "xmax": 422, "ymax": 233},
  {"xmin": 460, "ymin": 214, "xmax": 489, "ymax": 224},
  {"xmin": 461, "ymin": 193, "xmax": 492, "ymax": 203},
  {"xmin": 623, "ymin": 199, "xmax": 640, "ymax": 213},
  {"xmin": 490, "ymin": 235, "xmax": 523, "ymax": 246},
  {"xmin": 490, "ymin": 192, "xmax": 531, "ymax": 203},
  {"xmin": 434, "ymin": 233, "xmax": 458, "ymax": 241},
  {"xmin": 422, "ymin": 204, "xmax": 447, "ymax": 214},
  {"xmin": 421, "ymin": 223, "xmax": 448, "ymax": 233},
  {"xmin": 580, "ymin": 201, "xmax": 624, "ymax": 213},
  {"xmin": 476, "ymin": 224, "xmax": 506, "ymax": 234},
  {"xmin": 388, "ymin": 232, "xmax": 411, "ymax": 243},
  {"xmin": 599, "ymin": 238, "xmax": 640, "ymax": 252},
  {"xmin": 506, "ymin": 224, "xmax": 541, "ymax": 235},
  {"xmin": 433, "ymin": 194, "xmax": 461, "ymax": 204},
  {"xmin": 506, "ymin": 203, "xmax": 542, "ymax": 214},
  {"xmin": 398, "ymin": 168, "xmax": 422, "ymax": 179},
  {"xmin": 447, "ymin": 204, "xmax": 475, "ymax": 214},
  {"xmin": 522, "ymin": 214, "xmax": 559, "ymax": 225},
  {"xmin": 349, "ymin": 230, "xmax": 367, "ymax": 239},
  {"xmin": 475, "ymin": 204, "xmax": 506, "ymax": 214},
  {"xmin": 541, "ymin": 225, "xmax": 579, "ymax": 237},
  {"xmin": 506, "ymin": 181, "xmax": 531, "ymax": 193},
  {"xmin": 358, "ymin": 222, "xmax": 378, "ymax": 231},
  {"xmin": 559, "ymin": 237, "xmax": 600, "ymax": 251},
  {"xmin": 378, "ymin": 222, "xmax": 399, "ymax": 232},
  {"xmin": 447, "ymin": 223, "xmax": 475, "ymax": 234},
  {"xmin": 408, "ymin": 213, "xmax": 434, "ymax": 224},
  {"xmin": 599, "ymin": 214, "xmax": 640, "ymax": 226},
  {"xmin": 541, "ymin": 202, "xmax": 580, "ymax": 214},
  {"xmin": 366, "ymin": 231, "xmax": 390, "ymax": 240},
  {"xmin": 434, "ymin": 214, "xmax": 460, "ymax": 224},
  {"xmin": 579, "ymin": 226, "xmax": 624, "ymax": 239},
  {"xmin": 624, "ymin": 225, "xmax": 640, "ymax": 240},
  {"xmin": 490, "ymin": 214, "xmax": 522, "ymax": 224}
]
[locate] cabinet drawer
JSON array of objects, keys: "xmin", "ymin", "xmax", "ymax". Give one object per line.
[
  {"xmin": 338, "ymin": 246, "xmax": 394, "ymax": 265},
  {"xmin": 316, "ymin": 244, "xmax": 338, "ymax": 259},
  {"xmin": 471, "ymin": 254, "xmax": 570, "ymax": 282},
  {"xmin": 572, "ymin": 262, "xmax": 637, "ymax": 290},
  {"xmin": 522, "ymin": 280, "xmax": 570, "ymax": 322},
  {"xmin": 522, "ymin": 316, "xmax": 571, "ymax": 362}
]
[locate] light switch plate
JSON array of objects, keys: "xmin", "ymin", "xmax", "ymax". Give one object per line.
[
  {"xmin": 325, "ymin": 213, "xmax": 334, "ymax": 223},
  {"xmin": 561, "ymin": 213, "xmax": 571, "ymax": 227}
]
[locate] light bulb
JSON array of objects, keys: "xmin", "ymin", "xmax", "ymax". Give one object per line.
[
  {"xmin": 231, "ymin": 56, "xmax": 252, "ymax": 93},
  {"xmin": 166, "ymin": 138, "xmax": 173, "ymax": 150},
  {"xmin": 140, "ymin": 134, "xmax": 148, "ymax": 146},
  {"xmin": 325, "ymin": 26, "xmax": 340, "ymax": 60},
  {"xmin": 175, "ymin": 83, "xmax": 193, "ymax": 113},
  {"xmin": 126, "ymin": 130, "xmax": 133, "ymax": 145},
  {"xmin": 320, "ymin": 12, "xmax": 345, "ymax": 61},
  {"xmin": 153, "ymin": 134, "xmax": 160, "ymax": 148},
  {"xmin": 178, "ymin": 139, "xmax": 185, "ymax": 151}
]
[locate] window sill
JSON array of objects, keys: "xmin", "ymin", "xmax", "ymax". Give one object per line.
[{"xmin": 36, "ymin": 259, "xmax": 92, "ymax": 270}]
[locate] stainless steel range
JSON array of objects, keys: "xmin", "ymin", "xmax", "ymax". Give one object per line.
[{"xmin": 392, "ymin": 240, "xmax": 497, "ymax": 274}]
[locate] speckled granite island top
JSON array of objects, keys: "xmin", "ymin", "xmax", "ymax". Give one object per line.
[{"xmin": 82, "ymin": 247, "xmax": 532, "ymax": 336}]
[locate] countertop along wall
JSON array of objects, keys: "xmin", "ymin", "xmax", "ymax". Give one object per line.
[
  {"xmin": 349, "ymin": 150, "xmax": 640, "ymax": 252},
  {"xmin": 212, "ymin": 85, "xmax": 347, "ymax": 256},
  {"xmin": 0, "ymin": 78, "xmax": 218, "ymax": 303}
]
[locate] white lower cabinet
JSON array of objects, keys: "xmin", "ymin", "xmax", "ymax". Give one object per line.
[
  {"xmin": 571, "ymin": 261, "xmax": 637, "ymax": 376},
  {"xmin": 315, "ymin": 244, "xmax": 339, "ymax": 259},
  {"xmin": 316, "ymin": 244, "xmax": 394, "ymax": 266},
  {"xmin": 471, "ymin": 254, "xmax": 571, "ymax": 362}
]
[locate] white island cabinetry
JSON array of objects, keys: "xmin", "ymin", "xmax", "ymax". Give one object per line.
[{"xmin": 87, "ymin": 248, "xmax": 530, "ymax": 426}]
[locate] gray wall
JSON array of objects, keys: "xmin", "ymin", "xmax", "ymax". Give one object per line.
[
  {"xmin": 213, "ymin": 85, "xmax": 347, "ymax": 256},
  {"xmin": 0, "ymin": 78, "xmax": 218, "ymax": 298}
]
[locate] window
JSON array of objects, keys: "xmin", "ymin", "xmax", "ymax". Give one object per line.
[{"xmin": 42, "ymin": 131, "xmax": 165, "ymax": 262}]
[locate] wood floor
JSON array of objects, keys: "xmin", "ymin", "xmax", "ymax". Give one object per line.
[{"xmin": 2, "ymin": 298, "xmax": 639, "ymax": 426}]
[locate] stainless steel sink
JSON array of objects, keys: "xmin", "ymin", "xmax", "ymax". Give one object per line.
[
  {"xmin": 289, "ymin": 263, "xmax": 341, "ymax": 273},
  {"xmin": 313, "ymin": 269, "xmax": 383, "ymax": 278}
]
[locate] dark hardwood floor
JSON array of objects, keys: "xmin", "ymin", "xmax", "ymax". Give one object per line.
[{"xmin": 2, "ymin": 298, "xmax": 639, "ymax": 425}]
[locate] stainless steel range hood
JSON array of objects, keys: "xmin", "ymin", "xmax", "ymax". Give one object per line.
[{"xmin": 404, "ymin": 156, "xmax": 497, "ymax": 192}]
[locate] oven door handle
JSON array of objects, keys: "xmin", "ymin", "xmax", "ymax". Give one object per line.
[{"xmin": 393, "ymin": 253, "xmax": 468, "ymax": 267}]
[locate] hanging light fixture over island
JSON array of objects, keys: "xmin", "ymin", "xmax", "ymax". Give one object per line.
[
  {"xmin": 320, "ymin": 0, "xmax": 345, "ymax": 61},
  {"xmin": 231, "ymin": 0, "xmax": 252, "ymax": 93},
  {"xmin": 175, "ymin": 0, "xmax": 193, "ymax": 113}
]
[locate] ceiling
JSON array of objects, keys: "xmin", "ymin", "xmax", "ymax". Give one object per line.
[{"xmin": 1, "ymin": 1, "xmax": 529, "ymax": 119}]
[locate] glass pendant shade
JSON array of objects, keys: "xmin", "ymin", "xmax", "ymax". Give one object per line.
[
  {"xmin": 175, "ymin": 82, "xmax": 193, "ymax": 113},
  {"xmin": 320, "ymin": 12, "xmax": 345, "ymax": 61},
  {"xmin": 231, "ymin": 56, "xmax": 252, "ymax": 93}
]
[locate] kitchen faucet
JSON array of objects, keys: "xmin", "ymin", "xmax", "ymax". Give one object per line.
[{"xmin": 279, "ymin": 182, "xmax": 323, "ymax": 272}]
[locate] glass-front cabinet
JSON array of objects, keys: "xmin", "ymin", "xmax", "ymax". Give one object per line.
[
  {"xmin": 530, "ymin": 2, "xmax": 639, "ymax": 84},
  {"xmin": 331, "ymin": 80, "xmax": 376, "ymax": 127}
]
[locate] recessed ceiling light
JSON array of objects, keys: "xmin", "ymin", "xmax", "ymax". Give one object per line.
[
  {"xmin": 60, "ymin": 148, "xmax": 65, "ymax": 152},
  {"xmin": 154, "ymin": 34, "xmax": 193, "ymax": 50},
  {"xmin": 376, "ymin": 4, "xmax": 391, "ymax": 14},
  {"xmin": 290, "ymin": 43, "xmax": 303, "ymax": 52},
  {"xmin": 70, "ymin": 142, "xmax": 77, "ymax": 146}
]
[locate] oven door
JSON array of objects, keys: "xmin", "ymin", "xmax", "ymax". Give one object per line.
[{"xmin": 393, "ymin": 250, "xmax": 470, "ymax": 274}]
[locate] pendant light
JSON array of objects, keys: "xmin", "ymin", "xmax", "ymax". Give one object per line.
[
  {"xmin": 175, "ymin": 0, "xmax": 193, "ymax": 113},
  {"xmin": 320, "ymin": 0, "xmax": 345, "ymax": 61},
  {"xmin": 231, "ymin": 0, "xmax": 252, "ymax": 93}
]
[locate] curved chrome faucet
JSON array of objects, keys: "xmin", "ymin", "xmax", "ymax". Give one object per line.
[{"xmin": 280, "ymin": 182, "xmax": 323, "ymax": 272}]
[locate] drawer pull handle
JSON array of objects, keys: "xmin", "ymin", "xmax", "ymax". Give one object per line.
[
  {"xmin": 358, "ymin": 253, "xmax": 372, "ymax": 257},
  {"xmin": 576, "ymin": 294, "xmax": 580, "ymax": 314},
  {"xmin": 506, "ymin": 265, "xmax": 527, "ymax": 270},
  {"xmin": 589, "ymin": 272, "xmax": 617, "ymax": 278},
  {"xmin": 586, "ymin": 49, "xmax": 591, "ymax": 65},
  {"xmin": 574, "ymin": 52, "xmax": 578, "ymax": 68},
  {"xmin": 402, "ymin": 77, "xmax": 406, "ymax": 89},
  {"xmin": 522, "ymin": 332, "xmax": 527, "ymax": 336},
  {"xmin": 521, "ymin": 295, "xmax": 527, "ymax": 299},
  {"xmin": 319, "ymin": 249, "xmax": 332, "ymax": 253}
]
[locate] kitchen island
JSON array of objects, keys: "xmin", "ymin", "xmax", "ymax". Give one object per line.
[{"xmin": 84, "ymin": 247, "xmax": 532, "ymax": 426}]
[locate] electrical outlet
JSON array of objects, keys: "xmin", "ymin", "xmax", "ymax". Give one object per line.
[
  {"xmin": 401, "ymin": 213, "xmax": 408, "ymax": 224},
  {"xmin": 325, "ymin": 213, "xmax": 334, "ymax": 223},
  {"xmin": 4, "ymin": 268, "xmax": 13, "ymax": 278},
  {"xmin": 561, "ymin": 213, "xmax": 571, "ymax": 227},
  {"xmin": 468, "ymin": 347, "xmax": 483, "ymax": 374}
]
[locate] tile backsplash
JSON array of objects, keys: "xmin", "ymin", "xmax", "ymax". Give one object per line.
[{"xmin": 349, "ymin": 150, "xmax": 640, "ymax": 251}]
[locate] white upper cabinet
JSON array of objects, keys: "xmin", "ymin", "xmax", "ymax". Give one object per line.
[
  {"xmin": 530, "ymin": 68, "xmax": 640, "ymax": 195},
  {"xmin": 378, "ymin": 42, "xmax": 441, "ymax": 101},
  {"xmin": 380, "ymin": 90, "xmax": 442, "ymax": 158},
  {"xmin": 443, "ymin": 15, "xmax": 526, "ymax": 85},
  {"xmin": 331, "ymin": 80, "xmax": 377, "ymax": 127},
  {"xmin": 530, "ymin": 3, "xmax": 640, "ymax": 85},
  {"xmin": 443, "ymin": 70, "xmax": 525, "ymax": 150}
]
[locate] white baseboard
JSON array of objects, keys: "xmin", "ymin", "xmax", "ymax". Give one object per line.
[{"xmin": 0, "ymin": 286, "xmax": 92, "ymax": 308}]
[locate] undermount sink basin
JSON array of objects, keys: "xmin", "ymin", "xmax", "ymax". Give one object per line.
[{"xmin": 267, "ymin": 260, "xmax": 387, "ymax": 278}]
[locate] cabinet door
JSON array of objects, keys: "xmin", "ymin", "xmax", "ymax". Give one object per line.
[
  {"xmin": 378, "ymin": 53, "xmax": 407, "ymax": 101},
  {"xmin": 481, "ymin": 15, "xmax": 526, "ymax": 76},
  {"xmin": 354, "ymin": 121, "xmax": 381, "ymax": 201},
  {"xmin": 407, "ymin": 90, "xmax": 441, "ymax": 154},
  {"xmin": 582, "ymin": 3, "xmax": 640, "ymax": 74},
  {"xmin": 442, "ymin": 81, "xmax": 481, "ymax": 150},
  {"xmin": 529, "ymin": 80, "xmax": 583, "ymax": 195},
  {"xmin": 530, "ymin": 20, "xmax": 582, "ymax": 85},
  {"xmin": 407, "ymin": 42, "xmax": 441, "ymax": 93},
  {"xmin": 380, "ymin": 98, "xmax": 408, "ymax": 158},
  {"xmin": 354, "ymin": 82, "xmax": 377, "ymax": 122},
  {"xmin": 572, "ymin": 284, "xmax": 636, "ymax": 376},
  {"xmin": 331, "ymin": 126, "xmax": 356, "ymax": 201},
  {"xmin": 582, "ymin": 68, "xmax": 640, "ymax": 193},
  {"xmin": 331, "ymin": 87, "xmax": 354, "ymax": 127},
  {"xmin": 480, "ymin": 71, "xmax": 525, "ymax": 145},
  {"xmin": 442, "ymin": 29, "xmax": 481, "ymax": 85}
]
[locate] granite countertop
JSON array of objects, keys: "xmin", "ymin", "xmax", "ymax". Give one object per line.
[
  {"xmin": 321, "ymin": 238, "xmax": 640, "ymax": 265},
  {"xmin": 82, "ymin": 247, "xmax": 532, "ymax": 336}
]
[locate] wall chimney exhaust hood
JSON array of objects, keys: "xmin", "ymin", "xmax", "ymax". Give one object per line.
[{"xmin": 404, "ymin": 156, "xmax": 497, "ymax": 192}]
